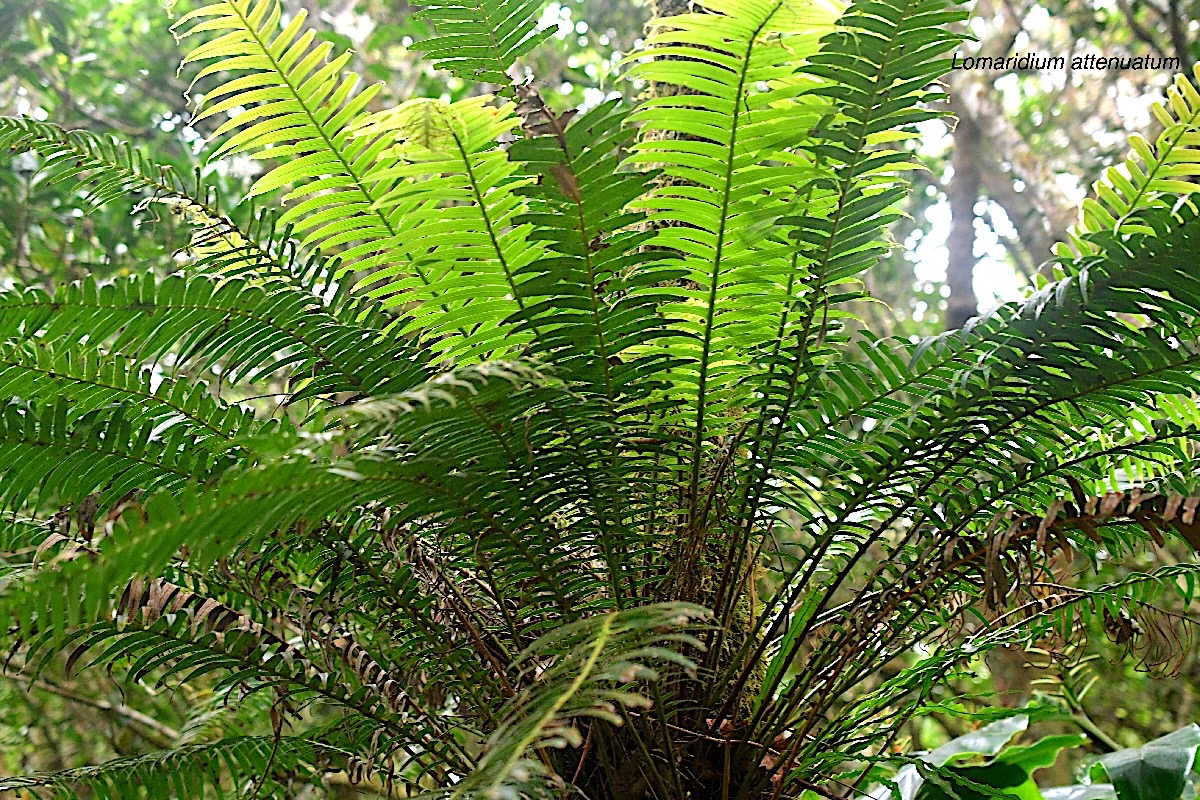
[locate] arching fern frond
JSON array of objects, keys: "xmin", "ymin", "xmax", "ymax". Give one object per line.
[
  {"xmin": 171, "ymin": 0, "xmax": 414, "ymax": 282},
  {"xmin": 508, "ymin": 92, "xmax": 682, "ymax": 403},
  {"xmin": 0, "ymin": 735, "xmax": 334, "ymax": 799},
  {"xmin": 0, "ymin": 117, "xmax": 197, "ymax": 212},
  {"xmin": 719, "ymin": 200, "xmax": 1200, "ymax": 768},
  {"xmin": 624, "ymin": 0, "xmax": 840, "ymax": 440},
  {"xmin": 1059, "ymin": 64, "xmax": 1200, "ymax": 257},
  {"xmin": 348, "ymin": 96, "xmax": 537, "ymax": 360},
  {"xmin": 0, "ymin": 343, "xmax": 256, "ymax": 448},
  {"xmin": 0, "ymin": 116, "xmax": 296, "ymax": 278},
  {"xmin": 6, "ymin": 530, "xmax": 471, "ymax": 785},
  {"xmin": 175, "ymin": 2, "xmax": 546, "ymax": 362},
  {"xmin": 0, "ymin": 399, "xmax": 222, "ymax": 512},
  {"xmin": 0, "ymin": 272, "xmax": 431, "ymax": 402},
  {"xmin": 748, "ymin": 0, "xmax": 964, "ymax": 424}
]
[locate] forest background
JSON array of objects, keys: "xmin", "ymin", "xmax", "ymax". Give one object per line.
[{"xmin": 0, "ymin": 0, "xmax": 1198, "ymax": 792}]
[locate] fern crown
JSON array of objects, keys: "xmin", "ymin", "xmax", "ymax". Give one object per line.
[{"xmin": 2, "ymin": 0, "xmax": 1200, "ymax": 797}]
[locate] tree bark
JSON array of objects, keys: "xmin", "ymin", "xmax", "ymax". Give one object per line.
[
  {"xmin": 652, "ymin": 0, "xmax": 690, "ymax": 17},
  {"xmin": 949, "ymin": 83, "xmax": 1075, "ymax": 275},
  {"xmin": 979, "ymin": 161, "xmax": 1060, "ymax": 275},
  {"xmin": 946, "ymin": 114, "xmax": 982, "ymax": 330}
]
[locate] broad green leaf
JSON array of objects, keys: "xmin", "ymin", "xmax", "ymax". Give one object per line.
[
  {"xmin": 998, "ymin": 735, "xmax": 1090, "ymax": 773},
  {"xmin": 1096, "ymin": 725, "xmax": 1200, "ymax": 800}
]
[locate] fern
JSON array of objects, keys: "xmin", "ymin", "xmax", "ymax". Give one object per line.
[
  {"xmin": 0, "ymin": 735, "xmax": 334, "ymax": 798},
  {"xmin": 1, "ymin": 0, "xmax": 1199, "ymax": 797},
  {"xmin": 0, "ymin": 271, "xmax": 431, "ymax": 402},
  {"xmin": 173, "ymin": 0, "xmax": 534, "ymax": 362},
  {"xmin": 415, "ymin": 0, "xmax": 555, "ymax": 91},
  {"xmin": 1059, "ymin": 62, "xmax": 1200, "ymax": 257},
  {"xmin": 450, "ymin": 604, "xmax": 706, "ymax": 800},
  {"xmin": 508, "ymin": 91, "xmax": 682, "ymax": 402},
  {"xmin": 347, "ymin": 96, "xmax": 543, "ymax": 359}
]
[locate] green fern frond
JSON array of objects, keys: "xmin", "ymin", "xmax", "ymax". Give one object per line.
[
  {"xmin": 0, "ymin": 272, "xmax": 430, "ymax": 402},
  {"xmin": 508, "ymin": 93, "xmax": 682, "ymax": 403},
  {"xmin": 6, "ymin": 537, "xmax": 471, "ymax": 781},
  {"xmin": 171, "ymin": 0, "xmax": 420, "ymax": 284},
  {"xmin": 0, "ymin": 116, "xmax": 298, "ymax": 279},
  {"xmin": 748, "ymin": 0, "xmax": 966, "ymax": 425},
  {"xmin": 1059, "ymin": 65, "xmax": 1200, "ymax": 256},
  {"xmin": 794, "ymin": 200, "xmax": 1200, "ymax": 523},
  {"xmin": 0, "ymin": 399, "xmax": 221, "ymax": 511},
  {"xmin": 0, "ymin": 516, "xmax": 53, "ymax": 554},
  {"xmin": 0, "ymin": 734, "xmax": 335, "ymax": 799},
  {"xmin": 2, "ymin": 357, "xmax": 640, "ymax": 686},
  {"xmin": 734, "ymin": 202, "xmax": 1200, "ymax": 755},
  {"xmin": 0, "ymin": 342, "xmax": 256, "ymax": 447},
  {"xmin": 0, "ymin": 117, "xmax": 195, "ymax": 212},
  {"xmin": 348, "ymin": 96, "xmax": 538, "ymax": 360},
  {"xmin": 176, "ymin": 3, "xmax": 549, "ymax": 361},
  {"xmin": 624, "ymin": 0, "xmax": 838, "ymax": 437},
  {"xmin": 415, "ymin": 0, "xmax": 555, "ymax": 92},
  {"xmin": 626, "ymin": 0, "xmax": 965, "ymax": 633},
  {"xmin": 621, "ymin": 0, "xmax": 964, "ymax": 557},
  {"xmin": 0, "ymin": 119, "xmax": 370, "ymax": 287},
  {"xmin": 450, "ymin": 603, "xmax": 706, "ymax": 800}
]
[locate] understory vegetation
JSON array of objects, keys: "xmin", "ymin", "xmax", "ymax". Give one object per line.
[{"xmin": 0, "ymin": 0, "xmax": 1199, "ymax": 797}]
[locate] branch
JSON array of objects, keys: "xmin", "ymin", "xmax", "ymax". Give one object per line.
[
  {"xmin": 1115, "ymin": 0, "xmax": 1171, "ymax": 61},
  {"xmin": 1166, "ymin": 0, "xmax": 1195, "ymax": 74},
  {"xmin": 2, "ymin": 668, "xmax": 180, "ymax": 747}
]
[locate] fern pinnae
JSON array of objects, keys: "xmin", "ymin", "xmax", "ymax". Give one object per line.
[
  {"xmin": 510, "ymin": 94, "xmax": 681, "ymax": 409},
  {"xmin": 1061, "ymin": 64, "xmax": 1200, "ymax": 256},
  {"xmin": 761, "ymin": 0, "xmax": 965, "ymax": 395},
  {"xmin": 0, "ymin": 112, "xmax": 413, "ymax": 303},
  {"xmin": 0, "ymin": 117, "xmax": 300, "ymax": 280},
  {"xmin": 704, "ymin": 0, "xmax": 965, "ymax": 723},
  {"xmin": 513, "ymin": 97, "xmax": 620, "ymax": 399},
  {"xmin": 415, "ymin": 0, "xmax": 555, "ymax": 93},
  {"xmin": 507, "ymin": 96, "xmax": 682, "ymax": 603},
  {"xmin": 758, "ymin": 278, "xmax": 1099, "ymax": 618},
  {"xmin": 301, "ymin": 524, "xmax": 518, "ymax": 728},
  {"xmin": 856, "ymin": 425, "xmax": 1193, "ymax": 624},
  {"xmin": 0, "ymin": 272, "xmax": 432, "ymax": 404},
  {"xmin": 15, "ymin": 399, "xmax": 582, "ymax": 646},
  {"xmin": 0, "ymin": 399, "xmax": 221, "ymax": 518},
  {"xmin": 448, "ymin": 604, "xmax": 705, "ymax": 800},
  {"xmin": 174, "ymin": 0, "xmax": 466, "ymax": 328},
  {"xmin": 626, "ymin": 0, "xmax": 834, "ymax": 577},
  {"xmin": 344, "ymin": 97, "xmax": 543, "ymax": 362},
  {"xmin": 11, "ymin": 527, "xmax": 474, "ymax": 778},
  {"xmin": 0, "ymin": 344, "xmax": 255, "ymax": 447},
  {"xmin": 0, "ymin": 735, "xmax": 332, "ymax": 799},
  {"xmin": 748, "ymin": 214, "xmax": 1200, "ymax": 759},
  {"xmin": 684, "ymin": 0, "xmax": 782, "ymax": 537}
]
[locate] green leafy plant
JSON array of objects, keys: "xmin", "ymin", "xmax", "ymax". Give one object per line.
[
  {"xmin": 1, "ymin": 0, "xmax": 1200, "ymax": 797},
  {"xmin": 896, "ymin": 716, "xmax": 1199, "ymax": 800}
]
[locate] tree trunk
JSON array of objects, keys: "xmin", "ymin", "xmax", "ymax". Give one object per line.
[{"xmin": 946, "ymin": 114, "xmax": 981, "ymax": 330}]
